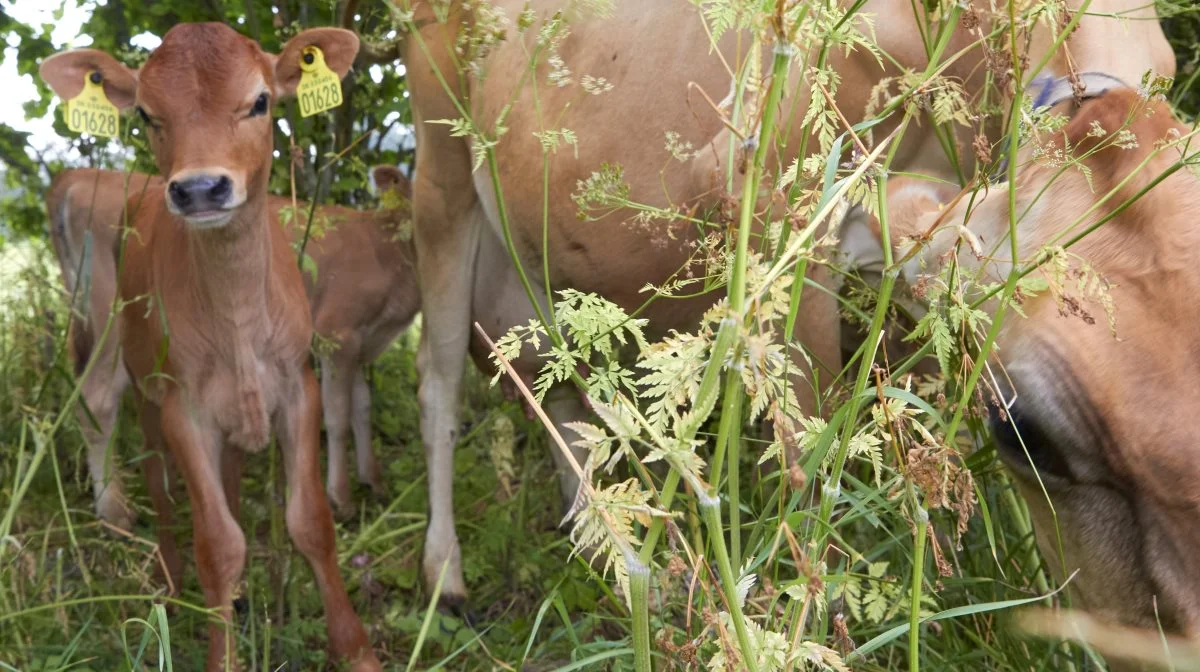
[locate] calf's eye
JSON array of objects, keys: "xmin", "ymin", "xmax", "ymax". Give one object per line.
[{"xmin": 249, "ymin": 93, "xmax": 270, "ymax": 118}]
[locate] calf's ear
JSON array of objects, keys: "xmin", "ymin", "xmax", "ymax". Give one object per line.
[
  {"xmin": 40, "ymin": 49, "xmax": 139, "ymax": 110},
  {"xmin": 371, "ymin": 165, "xmax": 412, "ymax": 198},
  {"xmin": 274, "ymin": 28, "xmax": 360, "ymax": 99}
]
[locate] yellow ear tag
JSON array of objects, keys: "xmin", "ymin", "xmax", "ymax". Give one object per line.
[
  {"xmin": 65, "ymin": 71, "xmax": 119, "ymax": 138},
  {"xmin": 296, "ymin": 46, "xmax": 343, "ymax": 118}
]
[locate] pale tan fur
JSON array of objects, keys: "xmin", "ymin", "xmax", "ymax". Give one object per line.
[
  {"xmin": 886, "ymin": 90, "xmax": 1200, "ymax": 665},
  {"xmin": 401, "ymin": 0, "xmax": 1174, "ymax": 603},
  {"xmin": 45, "ymin": 169, "xmax": 158, "ymax": 531}
]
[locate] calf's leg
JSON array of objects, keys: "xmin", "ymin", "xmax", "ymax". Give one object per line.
[
  {"xmin": 78, "ymin": 347, "xmax": 133, "ymax": 530},
  {"xmin": 350, "ymin": 367, "xmax": 381, "ymax": 495},
  {"xmin": 277, "ymin": 367, "xmax": 380, "ymax": 671},
  {"xmin": 322, "ymin": 352, "xmax": 357, "ymax": 514},
  {"xmin": 160, "ymin": 392, "xmax": 245, "ymax": 672},
  {"xmin": 136, "ymin": 396, "xmax": 182, "ymax": 594}
]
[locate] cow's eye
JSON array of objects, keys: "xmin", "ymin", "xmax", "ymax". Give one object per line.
[
  {"xmin": 249, "ymin": 93, "xmax": 270, "ymax": 118},
  {"xmin": 989, "ymin": 401, "xmax": 1072, "ymax": 480},
  {"xmin": 136, "ymin": 106, "xmax": 154, "ymax": 126}
]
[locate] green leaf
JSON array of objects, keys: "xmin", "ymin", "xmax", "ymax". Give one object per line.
[{"xmin": 848, "ymin": 583, "xmax": 1070, "ymax": 659}]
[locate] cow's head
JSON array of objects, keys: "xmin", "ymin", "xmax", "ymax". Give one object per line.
[
  {"xmin": 886, "ymin": 89, "xmax": 1200, "ymax": 652},
  {"xmin": 41, "ymin": 23, "xmax": 358, "ymax": 229}
]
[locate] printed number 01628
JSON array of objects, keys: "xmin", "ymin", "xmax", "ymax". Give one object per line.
[
  {"xmin": 299, "ymin": 81, "xmax": 342, "ymax": 117},
  {"xmin": 71, "ymin": 107, "xmax": 117, "ymax": 136}
]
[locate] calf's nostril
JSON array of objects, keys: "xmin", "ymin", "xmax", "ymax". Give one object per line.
[
  {"xmin": 168, "ymin": 181, "xmax": 191, "ymax": 207},
  {"xmin": 209, "ymin": 176, "xmax": 232, "ymax": 203}
]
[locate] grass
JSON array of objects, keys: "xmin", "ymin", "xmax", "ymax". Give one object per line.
[
  {"xmin": 0, "ymin": 232, "xmax": 1089, "ymax": 671},
  {"xmin": 0, "ymin": 243, "xmax": 620, "ymax": 670},
  {"xmin": 3, "ymin": 3, "xmax": 1200, "ymax": 671}
]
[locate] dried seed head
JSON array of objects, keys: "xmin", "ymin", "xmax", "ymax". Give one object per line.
[
  {"xmin": 667, "ymin": 554, "xmax": 688, "ymax": 577},
  {"xmin": 961, "ymin": 6, "xmax": 980, "ymax": 31},
  {"xmin": 972, "ymin": 133, "xmax": 992, "ymax": 166},
  {"xmin": 789, "ymin": 463, "xmax": 807, "ymax": 491}
]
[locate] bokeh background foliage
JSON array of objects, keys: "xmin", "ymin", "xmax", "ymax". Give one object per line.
[{"xmin": 0, "ymin": 0, "xmax": 1199, "ymax": 670}]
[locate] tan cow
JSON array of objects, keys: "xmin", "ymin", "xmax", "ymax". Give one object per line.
[
  {"xmin": 41, "ymin": 24, "xmax": 381, "ymax": 671},
  {"xmin": 399, "ymin": 0, "xmax": 1175, "ymax": 604},
  {"xmin": 46, "ymin": 166, "xmax": 417, "ymax": 526},
  {"xmin": 884, "ymin": 87, "xmax": 1200, "ymax": 666}
]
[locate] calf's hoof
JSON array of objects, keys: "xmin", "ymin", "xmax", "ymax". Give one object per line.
[
  {"xmin": 327, "ymin": 488, "xmax": 356, "ymax": 521},
  {"xmin": 436, "ymin": 591, "xmax": 479, "ymax": 622},
  {"xmin": 349, "ymin": 653, "xmax": 383, "ymax": 672},
  {"xmin": 96, "ymin": 488, "xmax": 135, "ymax": 532}
]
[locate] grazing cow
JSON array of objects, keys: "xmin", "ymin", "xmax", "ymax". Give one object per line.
[
  {"xmin": 400, "ymin": 0, "xmax": 1175, "ymax": 604},
  {"xmin": 45, "ymin": 166, "xmax": 417, "ymax": 524},
  {"xmin": 40, "ymin": 24, "xmax": 381, "ymax": 671},
  {"xmin": 883, "ymin": 87, "xmax": 1200, "ymax": 664}
]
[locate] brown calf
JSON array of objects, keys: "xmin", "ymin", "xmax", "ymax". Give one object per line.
[
  {"xmin": 46, "ymin": 168, "xmax": 159, "ymax": 531},
  {"xmin": 280, "ymin": 165, "xmax": 419, "ymax": 512},
  {"xmin": 46, "ymin": 167, "xmax": 418, "ymax": 527},
  {"xmin": 41, "ymin": 24, "xmax": 380, "ymax": 671}
]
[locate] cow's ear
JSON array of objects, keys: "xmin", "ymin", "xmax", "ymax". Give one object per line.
[
  {"xmin": 41, "ymin": 49, "xmax": 139, "ymax": 110},
  {"xmin": 883, "ymin": 177, "xmax": 960, "ymax": 244},
  {"xmin": 273, "ymin": 28, "xmax": 360, "ymax": 99}
]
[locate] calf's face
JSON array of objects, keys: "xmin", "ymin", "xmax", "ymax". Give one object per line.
[
  {"xmin": 887, "ymin": 90, "xmax": 1200, "ymax": 641},
  {"xmin": 40, "ymin": 24, "xmax": 358, "ymax": 229}
]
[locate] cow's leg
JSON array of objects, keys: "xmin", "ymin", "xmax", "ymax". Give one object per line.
[
  {"xmin": 78, "ymin": 346, "xmax": 133, "ymax": 531},
  {"xmin": 160, "ymin": 392, "xmax": 244, "ymax": 672},
  {"xmin": 277, "ymin": 366, "xmax": 380, "ymax": 671},
  {"xmin": 543, "ymin": 388, "xmax": 592, "ymax": 512},
  {"xmin": 789, "ymin": 263, "xmax": 843, "ymax": 438},
  {"xmin": 407, "ymin": 10, "xmax": 484, "ymax": 607},
  {"xmin": 468, "ymin": 228, "xmax": 588, "ymax": 505},
  {"xmin": 136, "ymin": 396, "xmax": 183, "ymax": 594},
  {"xmin": 413, "ymin": 186, "xmax": 481, "ymax": 607},
  {"xmin": 321, "ymin": 353, "xmax": 356, "ymax": 515},
  {"xmin": 350, "ymin": 367, "xmax": 382, "ymax": 496},
  {"xmin": 416, "ymin": 269, "xmax": 472, "ymax": 606}
]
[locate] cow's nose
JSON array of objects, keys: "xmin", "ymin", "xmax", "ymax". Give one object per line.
[{"xmin": 168, "ymin": 175, "xmax": 233, "ymax": 213}]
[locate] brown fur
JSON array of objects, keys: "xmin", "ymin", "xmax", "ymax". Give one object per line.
[
  {"xmin": 887, "ymin": 90, "xmax": 1200, "ymax": 663},
  {"xmin": 276, "ymin": 165, "xmax": 419, "ymax": 512},
  {"xmin": 45, "ymin": 167, "xmax": 418, "ymax": 541},
  {"xmin": 41, "ymin": 24, "xmax": 380, "ymax": 672}
]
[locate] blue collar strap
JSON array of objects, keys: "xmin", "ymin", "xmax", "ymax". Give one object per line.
[
  {"xmin": 989, "ymin": 72, "xmax": 1130, "ymax": 184},
  {"xmin": 1027, "ymin": 71, "xmax": 1129, "ymax": 112}
]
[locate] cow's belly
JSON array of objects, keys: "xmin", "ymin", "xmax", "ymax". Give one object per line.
[{"xmin": 468, "ymin": 0, "xmax": 735, "ymax": 330}]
